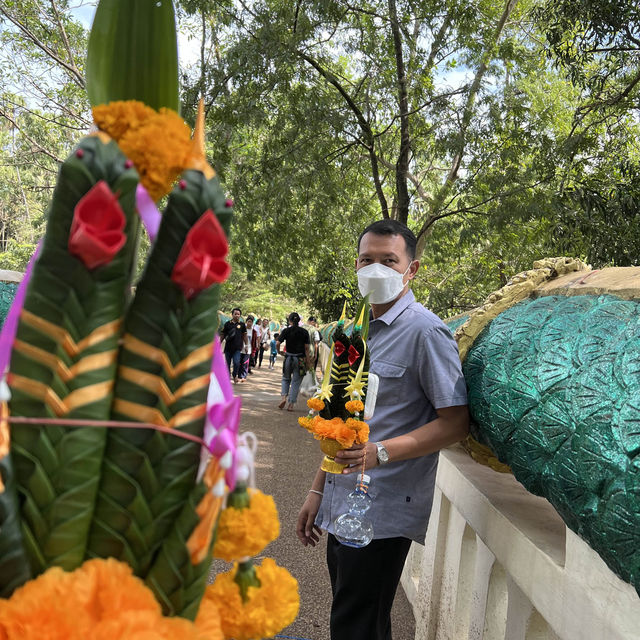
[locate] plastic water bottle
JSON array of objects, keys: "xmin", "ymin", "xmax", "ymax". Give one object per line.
[{"xmin": 333, "ymin": 474, "xmax": 374, "ymax": 548}]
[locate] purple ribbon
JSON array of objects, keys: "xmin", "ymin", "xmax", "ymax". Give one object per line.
[
  {"xmin": 203, "ymin": 335, "xmax": 241, "ymax": 490},
  {"xmin": 0, "ymin": 241, "xmax": 41, "ymax": 376},
  {"xmin": 135, "ymin": 184, "xmax": 161, "ymax": 242}
]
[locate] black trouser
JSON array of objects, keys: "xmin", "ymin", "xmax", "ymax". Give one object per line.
[
  {"xmin": 258, "ymin": 343, "xmax": 266, "ymax": 366},
  {"xmin": 326, "ymin": 533, "xmax": 412, "ymax": 640}
]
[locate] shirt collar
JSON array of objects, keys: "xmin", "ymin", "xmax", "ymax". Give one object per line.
[{"xmin": 371, "ymin": 289, "xmax": 415, "ymax": 326}]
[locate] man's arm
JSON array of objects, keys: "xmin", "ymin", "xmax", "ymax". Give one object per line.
[
  {"xmin": 296, "ymin": 465, "xmax": 326, "ymax": 546},
  {"xmin": 335, "ymin": 404, "xmax": 470, "ymax": 473}
]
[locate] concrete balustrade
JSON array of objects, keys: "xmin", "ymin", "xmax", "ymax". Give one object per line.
[{"xmin": 401, "ymin": 445, "xmax": 640, "ymax": 640}]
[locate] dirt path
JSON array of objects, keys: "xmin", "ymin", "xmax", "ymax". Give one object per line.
[{"xmin": 210, "ymin": 363, "xmax": 416, "ymax": 640}]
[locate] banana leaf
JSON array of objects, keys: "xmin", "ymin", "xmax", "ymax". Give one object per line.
[
  {"xmin": 88, "ymin": 170, "xmax": 232, "ymax": 594},
  {"xmin": 6, "ymin": 136, "xmax": 140, "ymax": 576},
  {"xmin": 0, "ymin": 455, "xmax": 31, "ymax": 596},
  {"xmin": 86, "ymin": 0, "xmax": 179, "ymax": 112},
  {"xmin": 144, "ymin": 480, "xmax": 213, "ymax": 619}
]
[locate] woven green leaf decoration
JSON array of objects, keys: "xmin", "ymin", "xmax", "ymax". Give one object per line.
[
  {"xmin": 0, "ymin": 456, "xmax": 31, "ymax": 596},
  {"xmin": 88, "ymin": 169, "xmax": 232, "ymax": 613},
  {"xmin": 6, "ymin": 136, "xmax": 140, "ymax": 577},
  {"xmin": 144, "ymin": 481, "xmax": 211, "ymax": 619}
]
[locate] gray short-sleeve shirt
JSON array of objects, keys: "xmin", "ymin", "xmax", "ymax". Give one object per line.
[{"xmin": 316, "ymin": 290, "xmax": 467, "ymax": 544}]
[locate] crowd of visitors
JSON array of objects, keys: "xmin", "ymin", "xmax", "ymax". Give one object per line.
[{"xmin": 219, "ymin": 309, "xmax": 321, "ymax": 397}]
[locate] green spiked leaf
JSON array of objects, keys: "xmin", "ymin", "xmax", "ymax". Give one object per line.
[
  {"xmin": 88, "ymin": 171, "xmax": 233, "ymax": 614},
  {"xmin": 87, "ymin": 0, "xmax": 179, "ymax": 111},
  {"xmin": 7, "ymin": 137, "xmax": 140, "ymax": 576},
  {"xmin": 0, "ymin": 455, "xmax": 32, "ymax": 596}
]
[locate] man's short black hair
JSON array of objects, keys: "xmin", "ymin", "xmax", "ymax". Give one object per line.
[
  {"xmin": 232, "ymin": 307, "xmax": 242, "ymax": 314},
  {"xmin": 308, "ymin": 316, "xmax": 316, "ymax": 323},
  {"xmin": 288, "ymin": 312, "xmax": 300, "ymax": 325},
  {"xmin": 357, "ymin": 220, "xmax": 417, "ymax": 260},
  {"xmin": 274, "ymin": 332, "xmax": 280, "ymax": 340}
]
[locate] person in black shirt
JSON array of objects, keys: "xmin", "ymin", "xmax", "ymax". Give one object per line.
[
  {"xmin": 221, "ymin": 307, "xmax": 248, "ymax": 383},
  {"xmin": 276, "ymin": 311, "xmax": 311, "ymax": 411}
]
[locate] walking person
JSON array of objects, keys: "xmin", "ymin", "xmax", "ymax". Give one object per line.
[
  {"xmin": 239, "ymin": 315, "xmax": 256, "ymax": 381},
  {"xmin": 269, "ymin": 332, "xmax": 279, "ymax": 369},
  {"xmin": 258, "ymin": 318, "xmax": 271, "ymax": 367},
  {"xmin": 307, "ymin": 316, "xmax": 322, "ymax": 373},
  {"xmin": 276, "ymin": 312, "xmax": 311, "ymax": 411},
  {"xmin": 296, "ymin": 220, "xmax": 469, "ymax": 640},
  {"xmin": 220, "ymin": 307, "xmax": 248, "ymax": 384}
]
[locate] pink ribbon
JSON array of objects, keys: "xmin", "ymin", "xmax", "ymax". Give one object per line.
[
  {"xmin": 135, "ymin": 184, "xmax": 161, "ymax": 242},
  {"xmin": 203, "ymin": 335, "xmax": 241, "ymax": 489}
]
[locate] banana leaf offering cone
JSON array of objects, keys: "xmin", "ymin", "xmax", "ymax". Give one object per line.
[
  {"xmin": 5, "ymin": 136, "xmax": 141, "ymax": 578},
  {"xmin": 0, "ymin": 2, "xmax": 300, "ymax": 636},
  {"xmin": 298, "ymin": 299, "xmax": 372, "ymax": 473},
  {"xmin": 0, "ymin": 0, "xmax": 229, "ymax": 614}
]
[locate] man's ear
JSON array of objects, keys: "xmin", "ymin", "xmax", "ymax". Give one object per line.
[{"xmin": 407, "ymin": 260, "xmax": 420, "ymax": 280}]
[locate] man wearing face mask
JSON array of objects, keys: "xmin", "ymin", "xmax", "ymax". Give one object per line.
[{"xmin": 296, "ymin": 220, "xmax": 469, "ymax": 640}]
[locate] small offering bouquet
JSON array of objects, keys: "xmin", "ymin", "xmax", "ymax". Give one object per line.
[{"xmin": 299, "ymin": 300, "xmax": 375, "ymax": 473}]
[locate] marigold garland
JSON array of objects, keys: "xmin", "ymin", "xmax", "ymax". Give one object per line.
[
  {"xmin": 0, "ymin": 558, "xmax": 222, "ymax": 640},
  {"xmin": 203, "ymin": 559, "xmax": 299, "ymax": 640},
  {"xmin": 306, "ymin": 397, "xmax": 325, "ymax": 411},
  {"xmin": 213, "ymin": 488, "xmax": 280, "ymax": 562},
  {"xmin": 345, "ymin": 399, "xmax": 364, "ymax": 413},
  {"xmin": 93, "ymin": 100, "xmax": 192, "ymax": 201},
  {"xmin": 304, "ymin": 415, "xmax": 369, "ymax": 448}
]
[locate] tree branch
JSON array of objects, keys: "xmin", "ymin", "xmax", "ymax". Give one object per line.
[
  {"xmin": 419, "ymin": 0, "xmax": 518, "ymax": 255},
  {"xmin": 388, "ymin": 0, "xmax": 411, "ymax": 224},
  {"xmin": 0, "ymin": 108, "xmax": 63, "ymax": 163},
  {"xmin": 295, "ymin": 48, "xmax": 389, "ymax": 217},
  {"xmin": 0, "ymin": 5, "xmax": 85, "ymax": 87}
]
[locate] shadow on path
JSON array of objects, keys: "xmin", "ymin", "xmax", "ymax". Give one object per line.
[{"xmin": 210, "ymin": 364, "xmax": 416, "ymax": 640}]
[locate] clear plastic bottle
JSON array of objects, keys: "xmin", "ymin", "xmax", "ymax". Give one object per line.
[{"xmin": 333, "ymin": 474, "xmax": 374, "ymax": 548}]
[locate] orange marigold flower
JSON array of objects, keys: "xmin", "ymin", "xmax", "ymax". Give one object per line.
[
  {"xmin": 345, "ymin": 399, "xmax": 364, "ymax": 413},
  {"xmin": 92, "ymin": 100, "xmax": 192, "ymax": 201},
  {"xmin": 307, "ymin": 397, "xmax": 325, "ymax": 411},
  {"xmin": 311, "ymin": 417, "xmax": 357, "ymax": 448},
  {"xmin": 0, "ymin": 558, "xmax": 222, "ymax": 640},
  {"xmin": 298, "ymin": 416, "xmax": 314, "ymax": 430},
  {"xmin": 92, "ymin": 100, "xmax": 156, "ymax": 141},
  {"xmin": 345, "ymin": 418, "xmax": 370, "ymax": 444},
  {"xmin": 203, "ymin": 559, "xmax": 299, "ymax": 640},
  {"xmin": 213, "ymin": 488, "xmax": 280, "ymax": 561}
]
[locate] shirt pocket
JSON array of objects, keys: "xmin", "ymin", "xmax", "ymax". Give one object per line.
[{"xmin": 371, "ymin": 360, "xmax": 407, "ymax": 406}]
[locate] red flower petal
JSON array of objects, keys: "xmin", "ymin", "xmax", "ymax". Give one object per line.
[
  {"xmin": 171, "ymin": 210, "xmax": 230, "ymax": 298},
  {"xmin": 68, "ymin": 180, "xmax": 127, "ymax": 269},
  {"xmin": 348, "ymin": 345, "xmax": 360, "ymax": 366},
  {"xmin": 334, "ymin": 340, "xmax": 346, "ymax": 357}
]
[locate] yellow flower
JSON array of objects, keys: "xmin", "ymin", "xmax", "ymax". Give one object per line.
[
  {"xmin": 203, "ymin": 559, "xmax": 299, "ymax": 640},
  {"xmin": 92, "ymin": 100, "xmax": 192, "ymax": 201},
  {"xmin": 307, "ymin": 397, "xmax": 325, "ymax": 411},
  {"xmin": 213, "ymin": 488, "xmax": 280, "ymax": 562},
  {"xmin": 0, "ymin": 558, "xmax": 223, "ymax": 640},
  {"xmin": 298, "ymin": 415, "xmax": 314, "ymax": 430},
  {"xmin": 345, "ymin": 399, "xmax": 364, "ymax": 414}
]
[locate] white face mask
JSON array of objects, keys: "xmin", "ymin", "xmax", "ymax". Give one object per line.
[{"xmin": 357, "ymin": 262, "xmax": 412, "ymax": 304}]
